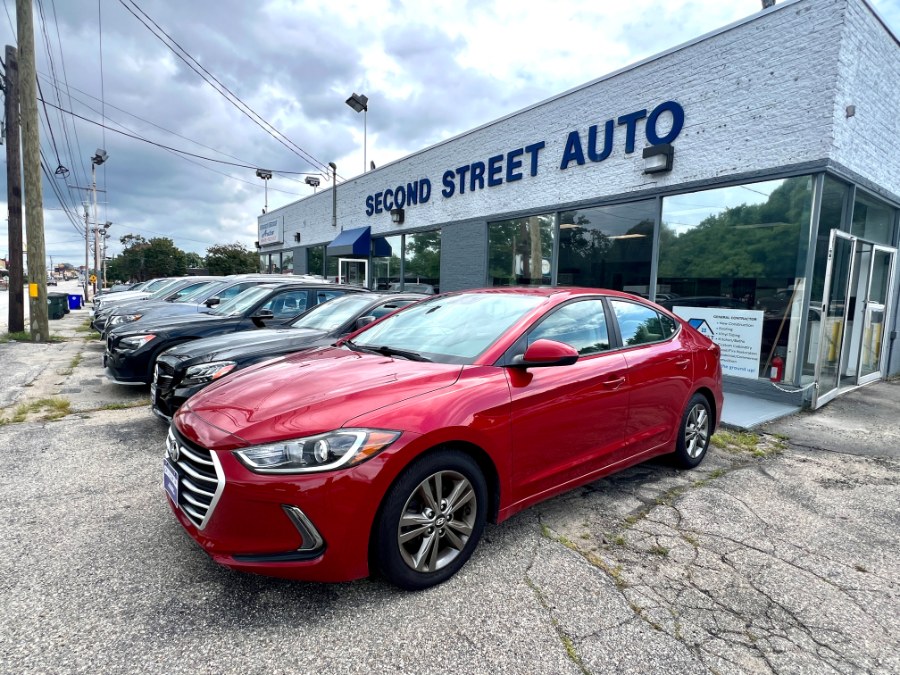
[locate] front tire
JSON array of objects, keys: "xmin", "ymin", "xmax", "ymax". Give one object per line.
[
  {"xmin": 374, "ymin": 449, "xmax": 487, "ymax": 590},
  {"xmin": 673, "ymin": 393, "xmax": 711, "ymax": 469}
]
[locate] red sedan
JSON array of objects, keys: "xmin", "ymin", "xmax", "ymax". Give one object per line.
[{"xmin": 165, "ymin": 288, "xmax": 722, "ymax": 589}]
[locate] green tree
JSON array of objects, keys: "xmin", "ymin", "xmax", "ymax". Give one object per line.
[
  {"xmin": 206, "ymin": 243, "xmax": 259, "ymax": 275},
  {"xmin": 106, "ymin": 234, "xmax": 188, "ymax": 281},
  {"xmin": 184, "ymin": 251, "xmax": 205, "ymax": 269}
]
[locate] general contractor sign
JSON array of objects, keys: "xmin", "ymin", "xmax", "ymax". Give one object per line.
[{"xmin": 672, "ymin": 306, "xmax": 764, "ymax": 379}]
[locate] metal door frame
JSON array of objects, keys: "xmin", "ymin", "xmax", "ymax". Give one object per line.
[
  {"xmin": 857, "ymin": 243, "xmax": 896, "ymax": 386},
  {"xmin": 338, "ymin": 258, "xmax": 369, "ymax": 287},
  {"xmin": 812, "ymin": 231, "xmax": 896, "ymax": 408}
]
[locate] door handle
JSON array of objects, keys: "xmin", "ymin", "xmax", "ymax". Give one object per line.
[
  {"xmin": 675, "ymin": 358, "xmax": 690, "ymax": 369},
  {"xmin": 603, "ymin": 376, "xmax": 625, "ymax": 389}
]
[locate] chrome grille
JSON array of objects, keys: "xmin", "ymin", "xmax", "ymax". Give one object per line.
[
  {"xmin": 154, "ymin": 361, "xmax": 176, "ymax": 390},
  {"xmin": 165, "ymin": 427, "xmax": 224, "ymax": 529}
]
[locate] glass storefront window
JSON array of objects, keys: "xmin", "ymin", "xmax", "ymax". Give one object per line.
[
  {"xmin": 258, "ymin": 254, "xmax": 266, "ymax": 273},
  {"xmin": 307, "ymin": 245, "xmax": 325, "ymax": 277},
  {"xmin": 488, "ymin": 214, "xmax": 554, "ymax": 286},
  {"xmin": 372, "ymin": 235, "xmax": 401, "ymax": 290},
  {"xmin": 851, "ymin": 193, "xmax": 894, "ymax": 244},
  {"xmin": 558, "ymin": 200, "xmax": 655, "ymax": 292},
  {"xmin": 404, "ymin": 231, "xmax": 441, "ymax": 293},
  {"xmin": 282, "ymin": 252, "xmax": 293, "ymax": 274},
  {"xmin": 660, "ymin": 177, "xmax": 813, "ymax": 379}
]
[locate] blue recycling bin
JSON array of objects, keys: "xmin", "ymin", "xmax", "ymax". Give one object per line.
[{"xmin": 67, "ymin": 293, "xmax": 83, "ymax": 310}]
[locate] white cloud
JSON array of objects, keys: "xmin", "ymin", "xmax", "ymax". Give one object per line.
[{"xmin": 0, "ymin": 0, "xmax": 895, "ymax": 269}]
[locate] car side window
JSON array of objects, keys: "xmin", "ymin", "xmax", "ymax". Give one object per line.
[
  {"xmin": 263, "ymin": 291, "xmax": 309, "ymax": 318},
  {"xmin": 611, "ymin": 300, "xmax": 674, "ymax": 346},
  {"xmin": 527, "ymin": 300, "xmax": 610, "ymax": 356},
  {"xmin": 316, "ymin": 290, "xmax": 345, "ymax": 304},
  {"xmin": 370, "ymin": 300, "xmax": 416, "ymax": 320},
  {"xmin": 220, "ymin": 282, "xmax": 256, "ymax": 300}
]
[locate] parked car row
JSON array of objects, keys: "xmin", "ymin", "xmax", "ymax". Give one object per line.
[{"xmin": 92, "ymin": 283, "xmax": 723, "ymax": 590}]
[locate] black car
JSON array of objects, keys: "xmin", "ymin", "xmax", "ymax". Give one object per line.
[
  {"xmin": 150, "ymin": 292, "xmax": 425, "ymax": 418},
  {"xmin": 99, "ymin": 274, "xmax": 335, "ymax": 336},
  {"xmin": 105, "ymin": 283, "xmax": 360, "ymax": 385}
]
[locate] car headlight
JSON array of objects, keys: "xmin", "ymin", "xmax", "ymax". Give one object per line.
[
  {"xmin": 118, "ymin": 334, "xmax": 156, "ymax": 350},
  {"xmin": 181, "ymin": 360, "xmax": 237, "ymax": 386},
  {"xmin": 109, "ymin": 314, "xmax": 142, "ymax": 326},
  {"xmin": 235, "ymin": 429, "xmax": 400, "ymax": 474}
]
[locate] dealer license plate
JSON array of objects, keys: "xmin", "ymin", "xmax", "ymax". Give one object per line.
[{"xmin": 163, "ymin": 458, "xmax": 179, "ymax": 507}]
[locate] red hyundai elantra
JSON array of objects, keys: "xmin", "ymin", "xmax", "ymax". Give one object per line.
[{"xmin": 165, "ymin": 288, "xmax": 722, "ymax": 589}]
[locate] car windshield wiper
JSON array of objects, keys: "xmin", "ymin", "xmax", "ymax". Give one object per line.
[{"xmin": 344, "ymin": 340, "xmax": 430, "ymax": 362}]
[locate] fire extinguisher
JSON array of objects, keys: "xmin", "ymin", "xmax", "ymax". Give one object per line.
[{"xmin": 770, "ymin": 355, "xmax": 784, "ymax": 382}]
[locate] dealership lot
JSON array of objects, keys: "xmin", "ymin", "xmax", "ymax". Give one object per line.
[{"xmin": 0, "ymin": 308, "xmax": 897, "ymax": 674}]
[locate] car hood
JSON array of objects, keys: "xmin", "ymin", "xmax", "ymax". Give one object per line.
[
  {"xmin": 164, "ymin": 327, "xmax": 329, "ymax": 364},
  {"xmin": 97, "ymin": 291, "xmax": 151, "ymax": 306},
  {"xmin": 177, "ymin": 346, "xmax": 463, "ymax": 447}
]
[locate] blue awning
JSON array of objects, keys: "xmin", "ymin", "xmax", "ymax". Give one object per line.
[{"xmin": 326, "ymin": 226, "xmax": 392, "ymax": 257}]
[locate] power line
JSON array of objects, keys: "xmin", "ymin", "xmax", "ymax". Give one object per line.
[
  {"xmin": 117, "ymin": 0, "xmax": 338, "ymax": 180},
  {"xmin": 38, "ymin": 98, "xmax": 323, "ymax": 176},
  {"xmin": 37, "ymin": 71, "xmax": 309, "ymax": 191}
]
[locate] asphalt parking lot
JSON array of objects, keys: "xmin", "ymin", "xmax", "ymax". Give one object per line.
[{"xmin": 0, "ymin": 296, "xmax": 897, "ymax": 674}]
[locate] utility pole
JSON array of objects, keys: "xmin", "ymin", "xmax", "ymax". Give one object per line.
[
  {"xmin": 90, "ymin": 149, "xmax": 107, "ymax": 296},
  {"xmin": 83, "ymin": 204, "xmax": 89, "ymax": 300},
  {"xmin": 16, "ymin": 0, "xmax": 48, "ymax": 340},
  {"xmin": 4, "ymin": 44, "xmax": 23, "ymax": 333}
]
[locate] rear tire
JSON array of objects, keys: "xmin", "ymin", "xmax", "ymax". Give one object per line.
[
  {"xmin": 673, "ymin": 393, "xmax": 711, "ymax": 469},
  {"xmin": 374, "ymin": 449, "xmax": 487, "ymax": 590}
]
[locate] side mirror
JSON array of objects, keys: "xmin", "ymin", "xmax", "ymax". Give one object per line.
[
  {"xmin": 252, "ymin": 308, "xmax": 275, "ymax": 320},
  {"xmin": 355, "ymin": 315, "xmax": 376, "ymax": 330},
  {"xmin": 510, "ymin": 339, "xmax": 579, "ymax": 368},
  {"xmin": 204, "ymin": 297, "xmax": 221, "ymax": 307}
]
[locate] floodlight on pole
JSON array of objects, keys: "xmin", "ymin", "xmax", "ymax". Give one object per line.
[
  {"xmin": 345, "ymin": 92, "xmax": 369, "ymax": 173},
  {"xmin": 304, "ymin": 175, "xmax": 320, "ymax": 193},
  {"xmin": 256, "ymin": 169, "xmax": 273, "ymax": 213},
  {"xmin": 90, "ymin": 149, "xmax": 107, "ymax": 296}
]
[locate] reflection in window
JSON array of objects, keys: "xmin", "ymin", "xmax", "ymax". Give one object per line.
[
  {"xmin": 404, "ymin": 231, "xmax": 441, "ymax": 292},
  {"xmin": 611, "ymin": 300, "xmax": 673, "ymax": 346},
  {"xmin": 851, "ymin": 193, "xmax": 894, "ymax": 244},
  {"xmin": 372, "ymin": 235, "xmax": 401, "ymax": 290},
  {"xmin": 258, "ymin": 254, "xmax": 266, "ymax": 273},
  {"xmin": 307, "ymin": 245, "xmax": 325, "ymax": 277},
  {"xmin": 558, "ymin": 200, "xmax": 655, "ymax": 292},
  {"xmin": 660, "ymin": 177, "xmax": 813, "ymax": 379},
  {"xmin": 282, "ymin": 252, "xmax": 293, "ymax": 274},
  {"xmin": 488, "ymin": 214, "xmax": 554, "ymax": 286},
  {"xmin": 528, "ymin": 300, "xmax": 610, "ymax": 355}
]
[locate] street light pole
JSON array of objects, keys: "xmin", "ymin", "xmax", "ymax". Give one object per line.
[
  {"xmin": 255, "ymin": 169, "xmax": 272, "ymax": 213},
  {"xmin": 91, "ymin": 149, "xmax": 107, "ymax": 296},
  {"xmin": 345, "ymin": 93, "xmax": 369, "ymax": 173}
]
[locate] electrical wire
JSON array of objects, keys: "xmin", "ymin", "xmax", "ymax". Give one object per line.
[
  {"xmin": 116, "ymin": 0, "xmax": 339, "ymax": 181},
  {"xmin": 38, "ymin": 98, "xmax": 323, "ymax": 176}
]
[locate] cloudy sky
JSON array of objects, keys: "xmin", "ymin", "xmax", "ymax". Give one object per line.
[{"xmin": 1, "ymin": 0, "xmax": 898, "ymax": 268}]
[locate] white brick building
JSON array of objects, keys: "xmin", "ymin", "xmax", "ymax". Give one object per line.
[{"xmin": 259, "ymin": 0, "xmax": 900, "ymax": 415}]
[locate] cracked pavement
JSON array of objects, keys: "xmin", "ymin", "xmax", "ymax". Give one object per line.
[{"xmin": 1, "ymin": 304, "xmax": 897, "ymax": 673}]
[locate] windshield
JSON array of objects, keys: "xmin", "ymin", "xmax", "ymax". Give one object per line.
[
  {"xmin": 211, "ymin": 285, "xmax": 276, "ymax": 316},
  {"xmin": 351, "ymin": 293, "xmax": 545, "ymax": 363},
  {"xmin": 173, "ymin": 281, "xmax": 219, "ymax": 303},
  {"xmin": 142, "ymin": 278, "xmax": 175, "ymax": 294},
  {"xmin": 291, "ymin": 294, "xmax": 378, "ymax": 332},
  {"xmin": 147, "ymin": 279, "xmax": 184, "ymax": 299}
]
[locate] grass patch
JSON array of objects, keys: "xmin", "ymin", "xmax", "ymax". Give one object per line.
[
  {"xmin": 2, "ymin": 397, "xmax": 72, "ymax": 423},
  {"xmin": 0, "ymin": 331, "xmax": 66, "ymax": 344},
  {"xmin": 711, "ymin": 429, "xmax": 760, "ymax": 453},
  {"xmin": 649, "ymin": 544, "xmax": 670, "ymax": 557},
  {"xmin": 96, "ymin": 399, "xmax": 150, "ymax": 411}
]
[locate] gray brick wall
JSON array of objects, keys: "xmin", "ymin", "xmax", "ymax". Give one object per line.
[
  {"xmin": 832, "ymin": 0, "xmax": 900, "ymax": 201},
  {"xmin": 439, "ymin": 220, "xmax": 487, "ymax": 291},
  {"xmin": 264, "ymin": 0, "xmax": 856, "ymax": 253}
]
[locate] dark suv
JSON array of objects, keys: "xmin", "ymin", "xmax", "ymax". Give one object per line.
[{"xmin": 104, "ymin": 283, "xmax": 361, "ymax": 385}]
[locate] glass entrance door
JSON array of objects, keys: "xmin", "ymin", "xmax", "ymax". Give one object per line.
[
  {"xmin": 338, "ymin": 258, "xmax": 369, "ymax": 287},
  {"xmin": 813, "ymin": 232, "xmax": 896, "ymax": 407},
  {"xmin": 859, "ymin": 246, "xmax": 894, "ymax": 384}
]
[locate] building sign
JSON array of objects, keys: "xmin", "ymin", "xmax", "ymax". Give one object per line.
[
  {"xmin": 673, "ymin": 306, "xmax": 764, "ymax": 380},
  {"xmin": 259, "ymin": 217, "xmax": 282, "ymax": 246},
  {"xmin": 365, "ymin": 100, "xmax": 684, "ymax": 217}
]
